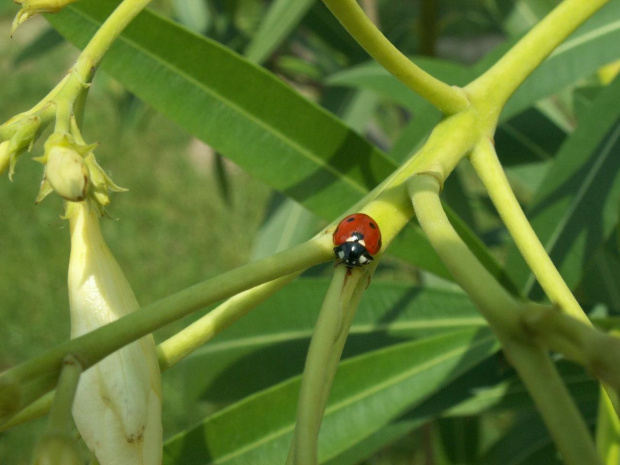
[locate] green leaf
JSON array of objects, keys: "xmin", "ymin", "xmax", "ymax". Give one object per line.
[
  {"xmin": 576, "ymin": 236, "xmax": 620, "ymax": 311},
  {"xmin": 171, "ymin": 0, "xmax": 211, "ymax": 33},
  {"xmin": 495, "ymin": 107, "xmax": 567, "ymax": 167},
  {"xmin": 48, "ymin": 1, "xmax": 514, "ymax": 282},
  {"xmin": 501, "ymin": 0, "xmax": 620, "ymax": 121},
  {"xmin": 244, "ymin": 0, "xmax": 315, "ymax": 64},
  {"xmin": 446, "ymin": 361, "xmax": 598, "ymax": 416},
  {"xmin": 389, "ymin": 107, "xmax": 441, "ymax": 163},
  {"xmin": 48, "ymin": 1, "xmax": 395, "ymax": 221},
  {"xmin": 250, "ymin": 196, "xmax": 319, "ymax": 261},
  {"xmin": 326, "ymin": 57, "xmax": 471, "ymax": 113},
  {"xmin": 502, "ymin": 0, "xmax": 559, "ymax": 37},
  {"xmin": 480, "ymin": 403, "xmax": 598, "ymax": 465},
  {"xmin": 13, "ymin": 27, "xmax": 65, "ymax": 66},
  {"xmin": 302, "ymin": 2, "xmax": 366, "ymax": 62},
  {"xmin": 328, "ymin": 359, "xmax": 598, "ymax": 464},
  {"xmin": 438, "ymin": 417, "xmax": 480, "ymax": 464},
  {"xmin": 323, "ymin": 356, "xmax": 506, "ymax": 465},
  {"xmin": 505, "ymin": 77, "xmax": 620, "ymax": 296},
  {"xmin": 164, "ymin": 327, "xmax": 498, "ymax": 465},
  {"xmin": 177, "ymin": 280, "xmax": 486, "ymax": 405},
  {"xmin": 47, "ymin": 1, "xmax": 460, "ymax": 278}
]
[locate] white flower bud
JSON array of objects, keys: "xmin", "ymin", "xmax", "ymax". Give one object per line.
[{"xmin": 67, "ymin": 202, "xmax": 162, "ymax": 465}]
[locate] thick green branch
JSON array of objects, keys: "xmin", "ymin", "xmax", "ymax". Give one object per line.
[
  {"xmin": 408, "ymin": 174, "xmax": 600, "ymax": 465},
  {"xmin": 322, "ymin": 0, "xmax": 468, "ymax": 114},
  {"xmin": 466, "ymin": 0, "xmax": 609, "ymax": 114}
]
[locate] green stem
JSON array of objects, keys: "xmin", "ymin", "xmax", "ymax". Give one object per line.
[
  {"xmin": 597, "ymin": 385, "xmax": 620, "ymax": 465},
  {"xmin": 408, "ymin": 174, "xmax": 601, "ymax": 465},
  {"xmin": 466, "ymin": 0, "xmax": 609, "ymax": 114},
  {"xmin": 72, "ymin": 0, "xmax": 153, "ymax": 84},
  {"xmin": 469, "ymin": 139, "xmax": 587, "ymax": 322},
  {"xmin": 157, "ymin": 273, "xmax": 300, "ymax": 371},
  {"xmin": 322, "ymin": 0, "xmax": 468, "ymax": 114},
  {"xmin": 407, "ymin": 174, "xmax": 520, "ymax": 333},
  {"xmin": 521, "ymin": 306, "xmax": 620, "ymax": 391},
  {"xmin": 505, "ymin": 341, "xmax": 602, "ymax": 465},
  {"xmin": 0, "ymin": 234, "xmax": 333, "ymax": 397},
  {"xmin": 289, "ymin": 264, "xmax": 373, "ymax": 465},
  {"xmin": 45, "ymin": 355, "xmax": 82, "ymax": 434},
  {"xmin": 3, "ymin": 274, "xmax": 304, "ymax": 429}
]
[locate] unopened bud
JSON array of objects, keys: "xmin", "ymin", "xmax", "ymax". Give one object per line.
[
  {"xmin": 43, "ymin": 135, "xmax": 89, "ymax": 201},
  {"xmin": 32, "ymin": 432, "xmax": 82, "ymax": 465}
]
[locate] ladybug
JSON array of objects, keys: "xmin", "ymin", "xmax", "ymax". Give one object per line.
[{"xmin": 333, "ymin": 213, "xmax": 382, "ymax": 267}]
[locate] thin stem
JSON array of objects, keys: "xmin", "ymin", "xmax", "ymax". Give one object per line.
[
  {"xmin": 290, "ymin": 264, "xmax": 372, "ymax": 465},
  {"xmin": 3, "ymin": 274, "xmax": 304, "ymax": 429},
  {"xmin": 74, "ymin": 0, "xmax": 153, "ymax": 83},
  {"xmin": 45, "ymin": 355, "xmax": 82, "ymax": 433},
  {"xmin": 322, "ymin": 0, "xmax": 468, "ymax": 114},
  {"xmin": 597, "ymin": 385, "xmax": 620, "ymax": 465},
  {"xmin": 466, "ymin": 0, "xmax": 609, "ymax": 114},
  {"xmin": 157, "ymin": 273, "xmax": 299, "ymax": 371},
  {"xmin": 408, "ymin": 174, "xmax": 601, "ymax": 465},
  {"xmin": 0, "ymin": 234, "xmax": 333, "ymax": 393},
  {"xmin": 469, "ymin": 139, "xmax": 587, "ymax": 322}
]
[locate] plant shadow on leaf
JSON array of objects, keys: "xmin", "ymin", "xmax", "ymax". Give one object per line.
[
  {"xmin": 198, "ymin": 331, "xmax": 413, "ymax": 404},
  {"xmin": 164, "ymin": 327, "xmax": 499, "ymax": 465},
  {"xmin": 187, "ymin": 286, "xmax": 429, "ymax": 404}
]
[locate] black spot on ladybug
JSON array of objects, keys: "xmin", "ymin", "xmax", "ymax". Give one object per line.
[
  {"xmin": 369, "ymin": 222, "xmax": 376, "ymax": 229},
  {"xmin": 346, "ymin": 217, "xmax": 355, "ymax": 222}
]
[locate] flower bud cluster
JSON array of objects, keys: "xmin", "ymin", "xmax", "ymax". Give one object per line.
[{"xmin": 33, "ymin": 133, "xmax": 127, "ymax": 210}]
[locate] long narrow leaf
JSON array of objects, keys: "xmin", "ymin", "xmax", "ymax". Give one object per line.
[
  {"xmin": 164, "ymin": 328, "xmax": 498, "ymax": 465},
  {"xmin": 46, "ymin": 1, "xmax": 514, "ymax": 283},
  {"xmin": 244, "ymin": 0, "xmax": 315, "ymax": 64},
  {"xmin": 46, "ymin": 1, "xmax": 459, "ymax": 277},
  {"xmin": 500, "ymin": 0, "xmax": 620, "ymax": 120},
  {"xmin": 177, "ymin": 280, "xmax": 485, "ymax": 405},
  {"xmin": 505, "ymin": 77, "xmax": 620, "ymax": 296},
  {"xmin": 47, "ymin": 0, "xmax": 395, "ymax": 220}
]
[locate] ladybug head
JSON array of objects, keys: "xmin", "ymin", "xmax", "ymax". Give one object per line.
[{"xmin": 333, "ymin": 241, "xmax": 374, "ymax": 267}]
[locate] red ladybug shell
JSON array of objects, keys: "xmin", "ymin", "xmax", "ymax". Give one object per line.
[{"xmin": 333, "ymin": 213, "xmax": 382, "ymax": 255}]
